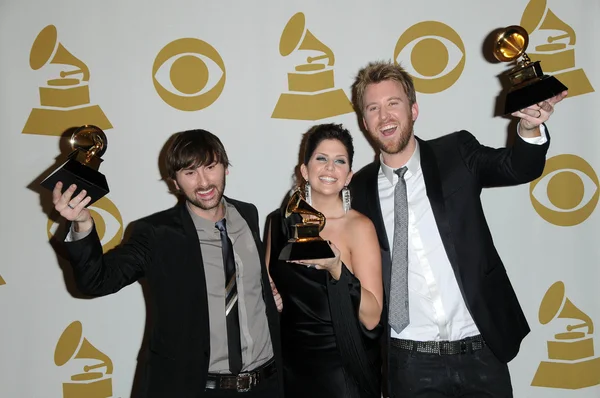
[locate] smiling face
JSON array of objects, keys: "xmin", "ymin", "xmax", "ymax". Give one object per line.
[
  {"xmin": 301, "ymin": 138, "xmax": 352, "ymax": 198},
  {"xmin": 173, "ymin": 161, "xmax": 228, "ymax": 217},
  {"xmin": 362, "ymin": 79, "xmax": 419, "ymax": 156}
]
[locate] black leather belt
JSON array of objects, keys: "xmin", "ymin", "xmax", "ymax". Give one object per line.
[
  {"xmin": 391, "ymin": 334, "xmax": 485, "ymax": 355},
  {"xmin": 205, "ymin": 359, "xmax": 276, "ymax": 392}
]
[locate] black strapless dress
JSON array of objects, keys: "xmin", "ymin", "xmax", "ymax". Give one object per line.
[{"xmin": 268, "ymin": 210, "xmax": 382, "ymax": 398}]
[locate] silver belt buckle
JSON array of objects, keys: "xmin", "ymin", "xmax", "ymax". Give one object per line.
[{"xmin": 236, "ymin": 372, "xmax": 255, "ymax": 392}]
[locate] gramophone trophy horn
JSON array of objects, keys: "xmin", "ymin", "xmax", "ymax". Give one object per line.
[
  {"xmin": 278, "ymin": 188, "xmax": 335, "ymax": 261},
  {"xmin": 29, "ymin": 24, "xmax": 90, "ymax": 82},
  {"xmin": 492, "ymin": 25, "xmax": 567, "ymax": 115},
  {"xmin": 55, "ymin": 321, "xmax": 113, "ymax": 374},
  {"xmin": 40, "ymin": 125, "xmax": 110, "ymax": 205},
  {"xmin": 539, "ymin": 281, "xmax": 593, "ymax": 338},
  {"xmin": 521, "ymin": 0, "xmax": 575, "ymax": 47},
  {"xmin": 279, "ymin": 12, "xmax": 335, "ymax": 70}
]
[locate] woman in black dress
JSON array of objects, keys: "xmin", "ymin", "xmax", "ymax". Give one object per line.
[{"xmin": 266, "ymin": 123, "xmax": 383, "ymax": 398}]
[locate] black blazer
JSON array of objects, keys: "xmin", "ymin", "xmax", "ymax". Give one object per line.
[
  {"xmin": 64, "ymin": 197, "xmax": 283, "ymax": 398},
  {"xmin": 350, "ymin": 130, "xmax": 549, "ymax": 371}
]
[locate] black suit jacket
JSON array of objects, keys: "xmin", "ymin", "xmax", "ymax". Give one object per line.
[
  {"xmin": 64, "ymin": 197, "xmax": 283, "ymax": 398},
  {"xmin": 350, "ymin": 130, "xmax": 549, "ymax": 372}
]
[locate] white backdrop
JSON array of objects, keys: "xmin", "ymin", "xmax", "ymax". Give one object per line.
[{"xmin": 1, "ymin": 0, "xmax": 598, "ymax": 397}]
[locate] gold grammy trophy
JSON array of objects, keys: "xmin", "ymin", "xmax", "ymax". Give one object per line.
[
  {"xmin": 271, "ymin": 12, "xmax": 353, "ymax": 120},
  {"xmin": 55, "ymin": 321, "xmax": 113, "ymax": 398},
  {"xmin": 492, "ymin": 25, "xmax": 567, "ymax": 115},
  {"xmin": 520, "ymin": 0, "xmax": 593, "ymax": 98},
  {"xmin": 278, "ymin": 189, "xmax": 335, "ymax": 261},
  {"xmin": 40, "ymin": 125, "xmax": 109, "ymax": 206},
  {"xmin": 22, "ymin": 25, "xmax": 112, "ymax": 136},
  {"xmin": 531, "ymin": 281, "xmax": 600, "ymax": 389}
]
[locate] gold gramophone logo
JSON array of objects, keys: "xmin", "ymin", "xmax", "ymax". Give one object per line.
[
  {"xmin": 22, "ymin": 25, "xmax": 112, "ymax": 136},
  {"xmin": 520, "ymin": 0, "xmax": 594, "ymax": 98},
  {"xmin": 152, "ymin": 38, "xmax": 226, "ymax": 111},
  {"xmin": 0, "ymin": 273, "xmax": 5, "ymax": 286},
  {"xmin": 530, "ymin": 154, "xmax": 599, "ymax": 226},
  {"xmin": 393, "ymin": 21, "xmax": 466, "ymax": 94},
  {"xmin": 47, "ymin": 196, "xmax": 124, "ymax": 253},
  {"xmin": 271, "ymin": 12, "xmax": 353, "ymax": 121},
  {"xmin": 532, "ymin": 281, "xmax": 600, "ymax": 389},
  {"xmin": 55, "ymin": 321, "xmax": 114, "ymax": 397}
]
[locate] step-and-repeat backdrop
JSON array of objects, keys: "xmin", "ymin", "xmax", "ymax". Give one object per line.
[{"xmin": 1, "ymin": 0, "xmax": 598, "ymax": 397}]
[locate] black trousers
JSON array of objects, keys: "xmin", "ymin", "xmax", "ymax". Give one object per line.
[
  {"xmin": 203, "ymin": 371, "xmax": 279, "ymax": 398},
  {"xmin": 388, "ymin": 344, "xmax": 513, "ymax": 397}
]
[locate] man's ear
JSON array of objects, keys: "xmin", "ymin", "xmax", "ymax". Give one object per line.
[
  {"xmin": 412, "ymin": 101, "xmax": 419, "ymax": 122},
  {"xmin": 171, "ymin": 178, "xmax": 180, "ymax": 192}
]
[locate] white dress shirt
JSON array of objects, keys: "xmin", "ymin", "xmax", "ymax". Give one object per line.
[{"xmin": 380, "ymin": 128, "xmax": 547, "ymax": 342}]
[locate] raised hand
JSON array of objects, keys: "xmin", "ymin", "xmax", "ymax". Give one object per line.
[
  {"xmin": 52, "ymin": 182, "xmax": 94, "ymax": 232},
  {"xmin": 512, "ymin": 90, "xmax": 568, "ymax": 133}
]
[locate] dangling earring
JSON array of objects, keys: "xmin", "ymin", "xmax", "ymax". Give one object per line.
[
  {"xmin": 342, "ymin": 186, "xmax": 351, "ymax": 213},
  {"xmin": 304, "ymin": 181, "xmax": 312, "ymax": 205}
]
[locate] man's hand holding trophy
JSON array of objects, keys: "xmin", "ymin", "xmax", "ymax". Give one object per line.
[
  {"xmin": 41, "ymin": 124, "xmax": 110, "ymax": 206},
  {"xmin": 493, "ymin": 25, "xmax": 568, "ymax": 116},
  {"xmin": 41, "ymin": 125, "xmax": 110, "ymax": 231}
]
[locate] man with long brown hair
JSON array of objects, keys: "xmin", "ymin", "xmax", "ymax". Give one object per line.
[{"xmin": 52, "ymin": 129, "xmax": 283, "ymax": 397}]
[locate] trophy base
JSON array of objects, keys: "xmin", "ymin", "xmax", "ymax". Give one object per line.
[
  {"xmin": 62, "ymin": 377, "xmax": 113, "ymax": 398},
  {"xmin": 40, "ymin": 156, "xmax": 109, "ymax": 206},
  {"xmin": 504, "ymin": 75, "xmax": 567, "ymax": 115},
  {"xmin": 22, "ymin": 105, "xmax": 112, "ymax": 136},
  {"xmin": 271, "ymin": 89, "xmax": 353, "ymax": 120},
  {"xmin": 531, "ymin": 357, "xmax": 600, "ymax": 389},
  {"xmin": 278, "ymin": 240, "xmax": 335, "ymax": 261}
]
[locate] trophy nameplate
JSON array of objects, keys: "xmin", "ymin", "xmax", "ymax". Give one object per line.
[
  {"xmin": 40, "ymin": 125, "xmax": 109, "ymax": 206},
  {"xmin": 278, "ymin": 189, "xmax": 335, "ymax": 261},
  {"xmin": 493, "ymin": 25, "xmax": 567, "ymax": 115}
]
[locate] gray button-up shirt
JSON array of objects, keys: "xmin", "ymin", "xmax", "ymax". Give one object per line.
[{"xmin": 187, "ymin": 200, "xmax": 273, "ymax": 373}]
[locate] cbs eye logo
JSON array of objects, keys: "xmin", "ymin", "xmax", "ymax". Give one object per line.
[
  {"xmin": 152, "ymin": 38, "xmax": 226, "ymax": 111},
  {"xmin": 394, "ymin": 21, "xmax": 466, "ymax": 94},
  {"xmin": 530, "ymin": 154, "xmax": 599, "ymax": 226},
  {"xmin": 47, "ymin": 197, "xmax": 124, "ymax": 252}
]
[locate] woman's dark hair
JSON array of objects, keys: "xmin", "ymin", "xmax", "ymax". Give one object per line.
[{"xmin": 303, "ymin": 123, "xmax": 354, "ymax": 168}]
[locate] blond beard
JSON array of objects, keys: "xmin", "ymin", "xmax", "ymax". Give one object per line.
[{"xmin": 374, "ymin": 120, "xmax": 414, "ymax": 155}]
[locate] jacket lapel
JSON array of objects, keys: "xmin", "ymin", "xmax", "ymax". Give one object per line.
[
  {"xmin": 418, "ymin": 138, "xmax": 460, "ymax": 271},
  {"xmin": 177, "ymin": 201, "xmax": 212, "ymax": 352},
  {"xmin": 364, "ymin": 161, "xmax": 390, "ymax": 252},
  {"xmin": 178, "ymin": 201, "xmax": 206, "ymax": 271}
]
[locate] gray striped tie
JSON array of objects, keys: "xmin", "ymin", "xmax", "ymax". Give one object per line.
[{"xmin": 390, "ymin": 166, "xmax": 409, "ymax": 334}]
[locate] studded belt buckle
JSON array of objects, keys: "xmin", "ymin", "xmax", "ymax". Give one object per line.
[{"xmin": 236, "ymin": 373, "xmax": 255, "ymax": 392}]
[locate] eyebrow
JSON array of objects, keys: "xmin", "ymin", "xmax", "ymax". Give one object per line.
[
  {"xmin": 364, "ymin": 96, "xmax": 404, "ymax": 108},
  {"xmin": 315, "ymin": 152, "xmax": 348, "ymax": 158}
]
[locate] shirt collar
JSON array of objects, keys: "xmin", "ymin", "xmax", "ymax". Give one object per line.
[
  {"xmin": 380, "ymin": 139, "xmax": 422, "ymax": 184},
  {"xmin": 187, "ymin": 198, "xmax": 230, "ymax": 232}
]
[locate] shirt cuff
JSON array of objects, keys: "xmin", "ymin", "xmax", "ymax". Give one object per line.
[
  {"xmin": 65, "ymin": 222, "xmax": 94, "ymax": 242},
  {"xmin": 517, "ymin": 123, "xmax": 548, "ymax": 145}
]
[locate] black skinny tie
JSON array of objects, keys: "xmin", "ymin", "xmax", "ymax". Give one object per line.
[{"xmin": 215, "ymin": 219, "xmax": 242, "ymax": 374}]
